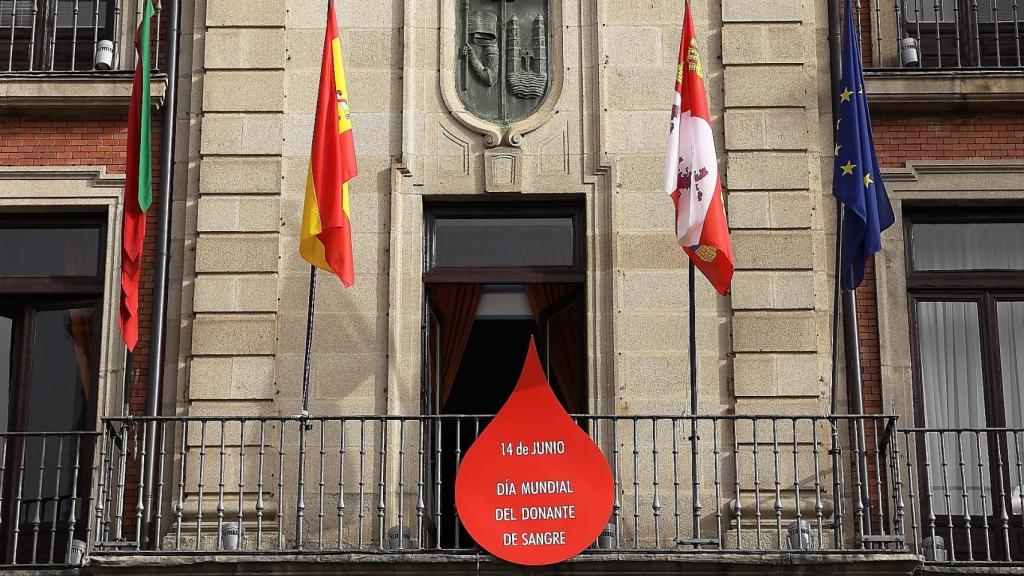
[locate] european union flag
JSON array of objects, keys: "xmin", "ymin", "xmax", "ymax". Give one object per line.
[{"xmin": 833, "ymin": 0, "xmax": 894, "ymax": 290}]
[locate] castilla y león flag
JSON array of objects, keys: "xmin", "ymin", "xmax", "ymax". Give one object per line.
[
  {"xmin": 119, "ymin": 0, "xmax": 154, "ymax": 352},
  {"xmin": 664, "ymin": 0, "xmax": 733, "ymax": 296},
  {"xmin": 300, "ymin": 0, "xmax": 358, "ymax": 286}
]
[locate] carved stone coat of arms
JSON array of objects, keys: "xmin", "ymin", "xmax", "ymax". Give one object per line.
[{"xmin": 457, "ymin": 0, "xmax": 551, "ymax": 128}]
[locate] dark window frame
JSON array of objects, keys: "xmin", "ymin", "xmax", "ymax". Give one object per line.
[
  {"xmin": 0, "ymin": 213, "xmax": 106, "ymax": 296},
  {"xmin": 423, "ymin": 199, "xmax": 586, "ymax": 284},
  {"xmin": 905, "ymin": 209, "xmax": 1024, "ymax": 560}
]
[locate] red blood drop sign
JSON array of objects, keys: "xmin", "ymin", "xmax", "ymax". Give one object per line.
[{"xmin": 455, "ymin": 339, "xmax": 614, "ymax": 565}]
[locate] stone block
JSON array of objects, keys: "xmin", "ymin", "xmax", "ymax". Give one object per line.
[
  {"xmin": 195, "ymin": 234, "xmax": 280, "ymax": 273},
  {"xmin": 722, "ymin": 24, "xmax": 805, "ymax": 65},
  {"xmin": 605, "ymin": 66, "xmax": 676, "ymax": 111},
  {"xmin": 732, "ymin": 231, "xmax": 813, "ymax": 270},
  {"xmin": 734, "ymin": 354, "xmax": 821, "ymax": 398},
  {"xmin": 197, "ymin": 196, "xmax": 280, "ymax": 233},
  {"xmin": 725, "ymin": 192, "xmax": 771, "ymax": 229},
  {"xmin": 616, "ymin": 232, "xmax": 688, "ymax": 271},
  {"xmin": 203, "ymin": 71, "xmax": 285, "ymax": 112},
  {"xmin": 205, "ymin": 28, "xmax": 286, "ymax": 69},
  {"xmin": 614, "ymin": 193, "xmax": 674, "ymax": 232},
  {"xmin": 724, "ymin": 66, "xmax": 811, "ymax": 108},
  {"xmin": 191, "ymin": 314, "xmax": 277, "ymax": 355},
  {"xmin": 199, "ymin": 157, "xmax": 283, "ymax": 195},
  {"xmin": 725, "ymin": 109, "xmax": 809, "ymax": 151},
  {"xmin": 193, "ymin": 274, "xmax": 279, "ymax": 313},
  {"xmin": 604, "ymin": 112, "xmax": 670, "ymax": 154},
  {"xmin": 733, "ymin": 312, "xmax": 818, "ymax": 353},
  {"xmin": 731, "ymin": 272, "xmax": 815, "ymax": 310},
  {"xmin": 189, "ymin": 356, "xmax": 276, "ymax": 400},
  {"xmin": 727, "ymin": 152, "xmax": 809, "ymax": 190},
  {"xmin": 206, "ymin": 0, "xmax": 286, "ymax": 27},
  {"xmin": 722, "ymin": 0, "xmax": 804, "ymax": 23},
  {"xmin": 603, "ymin": 26, "xmax": 663, "ymax": 67}
]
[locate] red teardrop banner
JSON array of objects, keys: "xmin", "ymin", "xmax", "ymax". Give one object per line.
[{"xmin": 455, "ymin": 338, "xmax": 614, "ymax": 565}]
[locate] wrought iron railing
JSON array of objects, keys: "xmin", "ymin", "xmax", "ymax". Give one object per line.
[
  {"xmin": 857, "ymin": 0, "xmax": 1024, "ymax": 69},
  {"xmin": 0, "ymin": 431, "xmax": 100, "ymax": 567},
  {"xmin": 82, "ymin": 414, "xmax": 906, "ymax": 558},
  {"xmin": 899, "ymin": 426, "xmax": 1024, "ymax": 563},
  {"xmin": 0, "ymin": 0, "xmax": 162, "ymax": 73}
]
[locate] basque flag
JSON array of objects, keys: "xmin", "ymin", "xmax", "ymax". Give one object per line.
[
  {"xmin": 832, "ymin": 0, "xmax": 894, "ymax": 290},
  {"xmin": 300, "ymin": 0, "xmax": 358, "ymax": 286},
  {"xmin": 664, "ymin": 0, "xmax": 733, "ymax": 296}
]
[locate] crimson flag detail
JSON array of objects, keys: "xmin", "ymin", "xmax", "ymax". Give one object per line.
[
  {"xmin": 664, "ymin": 0, "xmax": 734, "ymax": 295},
  {"xmin": 455, "ymin": 339, "xmax": 614, "ymax": 565},
  {"xmin": 119, "ymin": 0, "xmax": 154, "ymax": 352}
]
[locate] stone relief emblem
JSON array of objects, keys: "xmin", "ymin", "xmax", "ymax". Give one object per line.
[{"xmin": 457, "ymin": 0, "xmax": 550, "ymax": 129}]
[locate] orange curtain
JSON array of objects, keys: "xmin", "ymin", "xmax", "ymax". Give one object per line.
[
  {"xmin": 525, "ymin": 284, "xmax": 579, "ymax": 413},
  {"xmin": 429, "ymin": 284, "xmax": 483, "ymax": 410},
  {"xmin": 66, "ymin": 308, "xmax": 94, "ymax": 401}
]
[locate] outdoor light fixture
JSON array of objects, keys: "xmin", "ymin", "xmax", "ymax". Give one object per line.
[
  {"xmin": 386, "ymin": 526, "xmax": 413, "ymax": 550},
  {"xmin": 220, "ymin": 522, "xmax": 242, "ymax": 551},
  {"xmin": 922, "ymin": 536, "xmax": 946, "ymax": 561},
  {"xmin": 787, "ymin": 520, "xmax": 812, "ymax": 550},
  {"xmin": 93, "ymin": 40, "xmax": 115, "ymax": 70},
  {"xmin": 900, "ymin": 37, "xmax": 921, "ymax": 67}
]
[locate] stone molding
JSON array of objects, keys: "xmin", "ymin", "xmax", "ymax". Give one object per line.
[
  {"xmin": 0, "ymin": 166, "xmax": 128, "ymax": 426},
  {"xmin": 438, "ymin": 0, "xmax": 566, "ymax": 148},
  {"xmin": 875, "ymin": 160, "xmax": 1024, "ymax": 427},
  {"xmin": 0, "ymin": 74, "xmax": 168, "ymax": 113}
]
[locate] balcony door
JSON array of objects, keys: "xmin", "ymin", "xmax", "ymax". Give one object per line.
[
  {"xmin": 908, "ymin": 212, "xmax": 1024, "ymax": 561},
  {"xmin": 421, "ymin": 201, "xmax": 586, "ymax": 549},
  {"xmin": 0, "ymin": 215, "xmax": 105, "ymax": 565}
]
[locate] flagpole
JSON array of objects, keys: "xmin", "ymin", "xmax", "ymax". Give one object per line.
[
  {"xmin": 294, "ymin": 263, "xmax": 317, "ymax": 550},
  {"xmin": 301, "ymin": 264, "xmax": 318, "ymax": 414},
  {"xmin": 688, "ymin": 259, "xmax": 700, "ymax": 541}
]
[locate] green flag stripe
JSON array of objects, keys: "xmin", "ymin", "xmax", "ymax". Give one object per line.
[{"xmin": 137, "ymin": 0, "xmax": 154, "ymax": 213}]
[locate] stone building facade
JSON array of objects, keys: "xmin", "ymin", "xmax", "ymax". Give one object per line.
[{"xmin": 1, "ymin": 0, "xmax": 1023, "ymax": 573}]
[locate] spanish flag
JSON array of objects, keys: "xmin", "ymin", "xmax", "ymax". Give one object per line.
[
  {"xmin": 119, "ymin": 0, "xmax": 155, "ymax": 351},
  {"xmin": 300, "ymin": 0, "xmax": 358, "ymax": 286}
]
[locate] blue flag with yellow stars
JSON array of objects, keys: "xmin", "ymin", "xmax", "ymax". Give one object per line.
[{"xmin": 832, "ymin": 0, "xmax": 894, "ymax": 290}]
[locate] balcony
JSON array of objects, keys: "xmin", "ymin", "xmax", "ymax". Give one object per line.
[
  {"xmin": 0, "ymin": 414, "xmax": 928, "ymax": 575},
  {"xmin": 859, "ymin": 0, "xmax": 1024, "ymax": 110},
  {"xmin": 0, "ymin": 0, "xmax": 165, "ymax": 111}
]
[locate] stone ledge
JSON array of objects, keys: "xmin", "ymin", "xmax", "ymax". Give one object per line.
[
  {"xmin": 865, "ymin": 70, "xmax": 1024, "ymax": 112},
  {"xmin": 0, "ymin": 72, "xmax": 167, "ymax": 114},
  {"xmin": 87, "ymin": 551, "xmax": 922, "ymax": 576}
]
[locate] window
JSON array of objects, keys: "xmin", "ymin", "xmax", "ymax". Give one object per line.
[
  {"xmin": 422, "ymin": 201, "xmax": 586, "ymax": 549},
  {"xmin": 0, "ymin": 213, "xmax": 105, "ymax": 564},
  {"xmin": 906, "ymin": 210, "xmax": 1024, "ymax": 560},
  {"xmin": 0, "ymin": 0, "xmax": 116, "ymax": 72},
  {"xmin": 900, "ymin": 0, "xmax": 1024, "ymax": 67}
]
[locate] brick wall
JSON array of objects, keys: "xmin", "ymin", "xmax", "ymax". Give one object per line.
[
  {"xmin": 859, "ymin": 112, "xmax": 1024, "ymax": 417},
  {"xmin": 0, "ymin": 115, "xmax": 163, "ymax": 420}
]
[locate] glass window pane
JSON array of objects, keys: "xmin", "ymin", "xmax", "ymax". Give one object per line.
[
  {"xmin": 0, "ymin": 227, "xmax": 100, "ymax": 277},
  {"xmin": 904, "ymin": 0, "xmax": 957, "ymax": 22},
  {"xmin": 0, "ymin": 0, "xmax": 35, "ymax": 27},
  {"xmin": 432, "ymin": 217, "xmax": 574, "ymax": 268},
  {"xmin": 1000, "ymin": 301, "xmax": 1024, "ymax": 428},
  {"xmin": 55, "ymin": 0, "xmax": 109, "ymax": 27},
  {"xmin": 912, "ymin": 222, "xmax": 1024, "ymax": 271},
  {"xmin": 26, "ymin": 307, "xmax": 96, "ymax": 433},
  {"xmin": 976, "ymin": 0, "xmax": 1018, "ymax": 22},
  {"xmin": 18, "ymin": 306, "xmax": 97, "ymax": 528},
  {"xmin": 918, "ymin": 301, "xmax": 991, "ymax": 515},
  {"xmin": 999, "ymin": 301, "xmax": 1024, "ymax": 499},
  {"xmin": 0, "ymin": 314, "xmax": 11, "ymax": 433}
]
